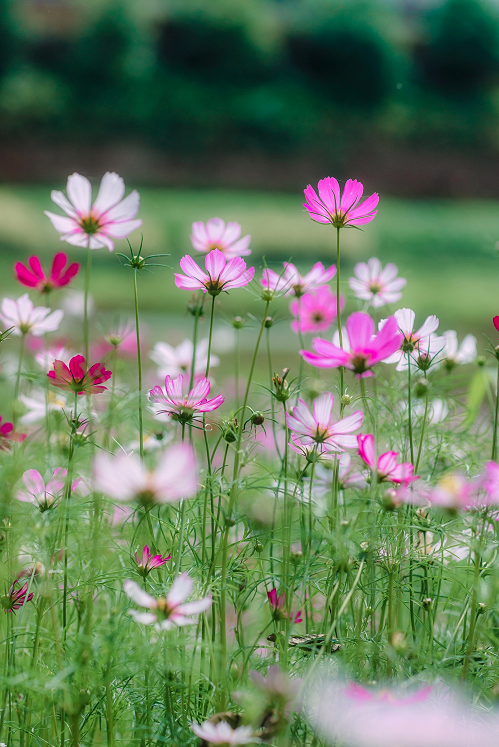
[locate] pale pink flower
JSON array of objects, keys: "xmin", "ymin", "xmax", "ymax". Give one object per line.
[
  {"xmin": 134, "ymin": 546, "xmax": 171, "ymax": 577},
  {"xmin": 191, "ymin": 217, "xmax": 251, "ymax": 259},
  {"xmin": 19, "ymin": 391, "xmax": 67, "ymax": 425},
  {"xmin": 35, "ymin": 344, "xmax": 73, "ymax": 371},
  {"xmin": 348, "ymin": 258, "xmax": 406, "ymax": 308},
  {"xmin": 191, "ymin": 720, "xmax": 260, "ymax": 745},
  {"xmin": 479, "ymin": 461, "xmax": 499, "ymax": 504},
  {"xmin": 44, "ymin": 171, "xmax": 141, "ymax": 251},
  {"xmin": 357, "ymin": 434, "xmax": 418, "ymax": 485},
  {"xmin": 0, "ymin": 294, "xmax": 63, "ymax": 336},
  {"xmin": 301, "ymin": 311, "xmax": 402, "ymax": 378},
  {"xmin": 428, "ymin": 474, "xmax": 475, "ymax": 511},
  {"xmin": 290, "ymin": 287, "xmax": 344, "ymax": 334},
  {"xmin": 249, "ymin": 666, "xmax": 302, "ymax": 717},
  {"xmin": 150, "ymin": 338, "xmax": 219, "ymax": 380},
  {"xmin": 109, "ymin": 505, "xmax": 133, "ymax": 527},
  {"xmin": 16, "ymin": 468, "xmax": 80, "ymax": 511},
  {"xmin": 344, "ymin": 683, "xmax": 432, "ymax": 705},
  {"xmin": 94, "ymin": 443, "xmax": 198, "ymax": 505},
  {"xmin": 149, "ymin": 374, "xmax": 224, "ymax": 423},
  {"xmin": 261, "ymin": 261, "xmax": 336, "ymax": 297},
  {"xmin": 303, "ymin": 177, "xmax": 378, "ymax": 228},
  {"xmin": 124, "ymin": 573, "xmax": 212, "ymax": 631},
  {"xmin": 312, "ymin": 453, "xmax": 367, "ymax": 497},
  {"xmin": 381, "ymin": 308, "xmax": 444, "ymax": 372},
  {"xmin": 286, "ymin": 392, "xmax": 363, "ymax": 455},
  {"xmin": 175, "ymin": 249, "xmax": 254, "ymax": 295}
]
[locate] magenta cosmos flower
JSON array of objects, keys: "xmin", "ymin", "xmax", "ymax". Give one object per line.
[
  {"xmin": 267, "ymin": 589, "xmax": 303, "ymax": 624},
  {"xmin": 124, "ymin": 573, "xmax": 212, "ymax": 631},
  {"xmin": 0, "ymin": 417, "xmax": 26, "ymax": 449},
  {"xmin": 15, "ymin": 253, "xmax": 79, "ymax": 294},
  {"xmin": 0, "ymin": 294, "xmax": 63, "ymax": 337},
  {"xmin": 94, "ymin": 443, "xmax": 198, "ymax": 505},
  {"xmin": 290, "ymin": 286, "xmax": 344, "ymax": 334},
  {"xmin": 191, "ymin": 217, "xmax": 251, "ymax": 259},
  {"xmin": 303, "ymin": 177, "xmax": 378, "ymax": 228},
  {"xmin": 348, "ymin": 258, "xmax": 406, "ymax": 309},
  {"xmin": 357, "ymin": 435, "xmax": 418, "ymax": 485},
  {"xmin": 301, "ymin": 311, "xmax": 402, "ymax": 378},
  {"xmin": 16, "ymin": 468, "xmax": 80, "ymax": 512},
  {"xmin": 261, "ymin": 261, "xmax": 336, "ymax": 297},
  {"xmin": 150, "ymin": 374, "xmax": 224, "ymax": 424},
  {"xmin": 134, "ymin": 546, "xmax": 171, "ymax": 577},
  {"xmin": 175, "ymin": 249, "xmax": 254, "ymax": 296},
  {"xmin": 1, "ymin": 580, "xmax": 34, "ymax": 613},
  {"xmin": 48, "ymin": 354, "xmax": 111, "ymax": 395},
  {"xmin": 286, "ymin": 392, "xmax": 363, "ymax": 456},
  {"xmin": 44, "ymin": 171, "xmax": 141, "ymax": 251},
  {"xmin": 191, "ymin": 721, "xmax": 260, "ymax": 745}
]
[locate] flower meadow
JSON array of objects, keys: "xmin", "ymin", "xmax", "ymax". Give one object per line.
[{"xmin": 2, "ymin": 172, "xmax": 499, "ymax": 746}]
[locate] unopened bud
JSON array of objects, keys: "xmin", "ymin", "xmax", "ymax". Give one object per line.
[
  {"xmin": 391, "ymin": 631, "xmax": 407, "ymax": 653},
  {"xmin": 261, "ymin": 288, "xmax": 275, "ymax": 303},
  {"xmin": 422, "ymin": 597, "xmax": 432, "ymax": 611},
  {"xmin": 187, "ymin": 295, "xmax": 204, "ymax": 318},
  {"xmin": 225, "ymin": 517, "xmax": 236, "ymax": 528},
  {"xmin": 414, "ymin": 377, "xmax": 430, "ymax": 397},
  {"xmin": 254, "ymin": 541, "xmax": 264, "ymax": 553},
  {"xmin": 416, "ymin": 354, "xmax": 432, "ymax": 372},
  {"xmin": 264, "ymin": 316, "xmax": 274, "ymax": 328},
  {"xmin": 231, "ymin": 316, "xmax": 245, "ymax": 329},
  {"xmin": 382, "ymin": 489, "xmax": 399, "ymax": 511},
  {"xmin": 223, "ymin": 418, "xmax": 238, "ymax": 443},
  {"xmin": 272, "ymin": 368, "xmax": 291, "ymax": 402},
  {"xmin": 251, "ymin": 412, "xmax": 265, "ymax": 426},
  {"xmin": 476, "ymin": 355, "xmax": 486, "ymax": 367},
  {"xmin": 341, "ymin": 394, "xmax": 352, "ymax": 406},
  {"xmin": 478, "ymin": 602, "xmax": 486, "ymax": 615},
  {"xmin": 290, "ymin": 543, "xmax": 303, "ymax": 562}
]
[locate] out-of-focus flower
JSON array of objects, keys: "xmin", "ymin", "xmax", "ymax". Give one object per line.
[
  {"xmin": 19, "ymin": 391, "xmax": 67, "ymax": 425},
  {"xmin": 287, "ymin": 393, "xmax": 363, "ymax": 456},
  {"xmin": 249, "ymin": 666, "xmax": 302, "ymax": 718},
  {"xmin": 127, "ymin": 431, "xmax": 173, "ymax": 453},
  {"xmin": 16, "ymin": 468, "xmax": 79, "ymax": 511},
  {"xmin": 493, "ymin": 316, "xmax": 499, "ymax": 333},
  {"xmin": 175, "ymin": 249, "xmax": 254, "ymax": 295},
  {"xmin": 435, "ymin": 330, "xmax": 477, "ymax": 371},
  {"xmin": 290, "ymin": 287, "xmax": 343, "ymax": 334},
  {"xmin": 191, "ymin": 217, "xmax": 251, "ymax": 259},
  {"xmin": 109, "ymin": 505, "xmax": 133, "ymax": 527},
  {"xmin": 428, "ymin": 474, "xmax": 473, "ymax": 511},
  {"xmin": 124, "ymin": 573, "xmax": 212, "ymax": 631},
  {"xmin": 303, "ymin": 177, "xmax": 378, "ymax": 228},
  {"xmin": 45, "ymin": 171, "xmax": 141, "ymax": 251},
  {"xmin": 358, "ymin": 435, "xmax": 418, "ymax": 485},
  {"xmin": 150, "ymin": 339, "xmax": 219, "ymax": 380},
  {"xmin": 1, "ymin": 580, "xmax": 34, "ymax": 612},
  {"xmin": 134, "ymin": 546, "xmax": 171, "ymax": 577},
  {"xmin": 0, "ymin": 294, "xmax": 63, "ymax": 336},
  {"xmin": 261, "ymin": 262, "xmax": 336, "ymax": 297},
  {"xmin": 15, "ymin": 253, "xmax": 79, "ymax": 294},
  {"xmin": 267, "ymin": 589, "xmax": 302, "ymax": 623},
  {"xmin": 47, "ymin": 355, "xmax": 112, "ymax": 395},
  {"xmin": 94, "ymin": 443, "xmax": 198, "ymax": 505},
  {"xmin": 302, "ymin": 312, "xmax": 402, "ymax": 378},
  {"xmin": 348, "ymin": 258, "xmax": 406, "ymax": 308},
  {"xmin": 479, "ymin": 461, "xmax": 499, "ymax": 505},
  {"xmin": 93, "ymin": 322, "xmax": 138, "ymax": 360},
  {"xmin": 191, "ymin": 720, "xmax": 260, "ymax": 745},
  {"xmin": 381, "ymin": 309, "xmax": 445, "ymax": 372},
  {"xmin": 61, "ymin": 290, "xmax": 95, "ymax": 319},
  {"xmin": 150, "ymin": 374, "xmax": 224, "ymax": 423},
  {"xmin": 312, "ymin": 453, "xmax": 367, "ymax": 498},
  {"xmin": 413, "ymin": 398, "xmax": 449, "ymax": 425},
  {"xmin": 0, "ymin": 417, "xmax": 26, "ymax": 449},
  {"xmin": 35, "ymin": 344, "xmax": 73, "ymax": 371}
]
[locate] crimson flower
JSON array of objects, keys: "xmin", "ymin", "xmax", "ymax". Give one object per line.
[
  {"xmin": 0, "ymin": 416, "xmax": 26, "ymax": 450},
  {"xmin": 15, "ymin": 253, "xmax": 79, "ymax": 294},
  {"xmin": 267, "ymin": 589, "xmax": 303, "ymax": 624},
  {"xmin": 1, "ymin": 580, "xmax": 34, "ymax": 613},
  {"xmin": 134, "ymin": 546, "xmax": 171, "ymax": 578},
  {"xmin": 47, "ymin": 354, "xmax": 112, "ymax": 395}
]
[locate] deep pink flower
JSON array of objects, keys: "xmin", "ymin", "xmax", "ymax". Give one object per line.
[
  {"xmin": 303, "ymin": 177, "xmax": 378, "ymax": 228},
  {"xmin": 493, "ymin": 316, "xmax": 499, "ymax": 333},
  {"xmin": 287, "ymin": 393, "xmax": 363, "ymax": 456},
  {"xmin": 301, "ymin": 312, "xmax": 403, "ymax": 378},
  {"xmin": 134, "ymin": 546, "xmax": 171, "ymax": 577},
  {"xmin": 0, "ymin": 417, "xmax": 26, "ymax": 450},
  {"xmin": 1, "ymin": 580, "xmax": 34, "ymax": 612},
  {"xmin": 261, "ymin": 261, "xmax": 336, "ymax": 297},
  {"xmin": 357, "ymin": 434, "xmax": 418, "ymax": 485},
  {"xmin": 191, "ymin": 217, "xmax": 251, "ymax": 259},
  {"xmin": 267, "ymin": 589, "xmax": 302, "ymax": 624},
  {"xmin": 47, "ymin": 354, "xmax": 112, "ymax": 395},
  {"xmin": 290, "ymin": 286, "xmax": 343, "ymax": 334},
  {"xmin": 175, "ymin": 249, "xmax": 254, "ymax": 295},
  {"xmin": 45, "ymin": 171, "xmax": 141, "ymax": 251},
  {"xmin": 348, "ymin": 258, "xmax": 406, "ymax": 308},
  {"xmin": 15, "ymin": 253, "xmax": 80, "ymax": 294},
  {"xmin": 124, "ymin": 573, "xmax": 212, "ymax": 631},
  {"xmin": 150, "ymin": 374, "xmax": 224, "ymax": 423},
  {"xmin": 16, "ymin": 468, "xmax": 80, "ymax": 511}
]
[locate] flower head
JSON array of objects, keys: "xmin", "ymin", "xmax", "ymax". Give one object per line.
[
  {"xmin": 287, "ymin": 392, "xmax": 363, "ymax": 456},
  {"xmin": 381, "ymin": 309, "xmax": 444, "ymax": 372},
  {"xmin": 16, "ymin": 468, "xmax": 79, "ymax": 512},
  {"xmin": 311, "ymin": 453, "xmax": 367, "ymax": 497},
  {"xmin": 302, "ymin": 312, "xmax": 402, "ymax": 378},
  {"xmin": 290, "ymin": 286, "xmax": 343, "ymax": 334},
  {"xmin": 267, "ymin": 589, "xmax": 302, "ymax": 623},
  {"xmin": 124, "ymin": 572, "xmax": 212, "ymax": 631},
  {"xmin": 303, "ymin": 177, "xmax": 378, "ymax": 228},
  {"xmin": 428, "ymin": 474, "xmax": 474, "ymax": 511},
  {"xmin": 249, "ymin": 666, "xmax": 302, "ymax": 717},
  {"xmin": 0, "ymin": 417, "xmax": 26, "ymax": 449},
  {"xmin": 48, "ymin": 355, "xmax": 112, "ymax": 395},
  {"xmin": 150, "ymin": 339, "xmax": 219, "ymax": 380},
  {"xmin": 358, "ymin": 435, "xmax": 418, "ymax": 485},
  {"xmin": 0, "ymin": 294, "xmax": 63, "ymax": 336},
  {"xmin": 261, "ymin": 261, "xmax": 336, "ymax": 298},
  {"xmin": 191, "ymin": 217, "xmax": 251, "ymax": 259},
  {"xmin": 15, "ymin": 253, "xmax": 79, "ymax": 294},
  {"xmin": 435, "ymin": 330, "xmax": 477, "ymax": 371},
  {"xmin": 19, "ymin": 391, "xmax": 67, "ymax": 425},
  {"xmin": 134, "ymin": 546, "xmax": 171, "ymax": 577},
  {"xmin": 1, "ymin": 580, "xmax": 33, "ymax": 613},
  {"xmin": 175, "ymin": 250, "xmax": 254, "ymax": 296},
  {"xmin": 191, "ymin": 720, "xmax": 260, "ymax": 745},
  {"xmin": 348, "ymin": 258, "xmax": 406, "ymax": 308},
  {"xmin": 150, "ymin": 374, "xmax": 224, "ymax": 424},
  {"xmin": 45, "ymin": 171, "xmax": 141, "ymax": 251}
]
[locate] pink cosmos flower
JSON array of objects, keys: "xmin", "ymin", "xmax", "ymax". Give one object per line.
[
  {"xmin": 287, "ymin": 392, "xmax": 363, "ymax": 456},
  {"xmin": 1, "ymin": 580, "xmax": 34, "ymax": 612},
  {"xmin": 191, "ymin": 217, "xmax": 251, "ymax": 259},
  {"xmin": 249, "ymin": 666, "xmax": 302, "ymax": 717},
  {"xmin": 149, "ymin": 374, "xmax": 224, "ymax": 423},
  {"xmin": 267, "ymin": 589, "xmax": 303, "ymax": 624},
  {"xmin": 303, "ymin": 177, "xmax": 378, "ymax": 228},
  {"xmin": 348, "ymin": 258, "xmax": 406, "ymax": 308},
  {"xmin": 261, "ymin": 261, "xmax": 336, "ymax": 297},
  {"xmin": 428, "ymin": 474, "xmax": 474, "ymax": 511},
  {"xmin": 381, "ymin": 309, "xmax": 444, "ymax": 372},
  {"xmin": 175, "ymin": 249, "xmax": 254, "ymax": 295},
  {"xmin": 301, "ymin": 311, "xmax": 402, "ymax": 378},
  {"xmin": 0, "ymin": 294, "xmax": 63, "ymax": 336},
  {"xmin": 124, "ymin": 573, "xmax": 212, "ymax": 631},
  {"xmin": 0, "ymin": 417, "xmax": 26, "ymax": 449},
  {"xmin": 134, "ymin": 546, "xmax": 171, "ymax": 577},
  {"xmin": 357, "ymin": 435, "xmax": 418, "ymax": 485},
  {"xmin": 479, "ymin": 461, "xmax": 499, "ymax": 504},
  {"xmin": 16, "ymin": 468, "xmax": 80, "ymax": 511},
  {"xmin": 47, "ymin": 354, "xmax": 112, "ymax": 395},
  {"xmin": 345, "ymin": 683, "xmax": 432, "ymax": 706},
  {"xmin": 312, "ymin": 453, "xmax": 367, "ymax": 497},
  {"xmin": 92, "ymin": 323, "xmax": 139, "ymax": 360},
  {"xmin": 94, "ymin": 443, "xmax": 198, "ymax": 505},
  {"xmin": 150, "ymin": 338, "xmax": 219, "ymax": 380},
  {"xmin": 44, "ymin": 171, "xmax": 142, "ymax": 251},
  {"xmin": 191, "ymin": 721, "xmax": 260, "ymax": 745},
  {"xmin": 15, "ymin": 253, "xmax": 80, "ymax": 294},
  {"xmin": 290, "ymin": 287, "xmax": 344, "ymax": 334},
  {"xmin": 35, "ymin": 343, "xmax": 73, "ymax": 371}
]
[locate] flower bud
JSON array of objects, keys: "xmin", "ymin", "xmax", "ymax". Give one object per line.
[
  {"xmin": 476, "ymin": 355, "xmax": 486, "ymax": 367},
  {"xmin": 422, "ymin": 597, "xmax": 432, "ymax": 611},
  {"xmin": 414, "ymin": 377, "xmax": 430, "ymax": 397},
  {"xmin": 272, "ymin": 368, "xmax": 290, "ymax": 403},
  {"xmin": 478, "ymin": 602, "xmax": 486, "ymax": 615},
  {"xmin": 261, "ymin": 288, "xmax": 275, "ymax": 303},
  {"xmin": 382, "ymin": 489, "xmax": 399, "ymax": 511},
  {"xmin": 223, "ymin": 418, "xmax": 238, "ymax": 443},
  {"xmin": 231, "ymin": 316, "xmax": 245, "ymax": 329},
  {"xmin": 341, "ymin": 394, "xmax": 353, "ymax": 406},
  {"xmin": 187, "ymin": 295, "xmax": 204, "ymax": 318},
  {"xmin": 225, "ymin": 517, "xmax": 236, "ymax": 528},
  {"xmin": 264, "ymin": 316, "xmax": 274, "ymax": 329},
  {"xmin": 416, "ymin": 354, "xmax": 432, "ymax": 372},
  {"xmin": 254, "ymin": 541, "xmax": 264, "ymax": 553},
  {"xmin": 251, "ymin": 412, "xmax": 265, "ymax": 426}
]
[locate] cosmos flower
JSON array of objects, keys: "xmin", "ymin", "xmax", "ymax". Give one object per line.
[
  {"xmin": 1, "ymin": 580, "xmax": 34, "ymax": 613},
  {"xmin": 290, "ymin": 287, "xmax": 344, "ymax": 334},
  {"xmin": 124, "ymin": 573, "xmax": 212, "ymax": 631},
  {"xmin": 0, "ymin": 417, "xmax": 26, "ymax": 449},
  {"xmin": 149, "ymin": 374, "xmax": 224, "ymax": 423},
  {"xmin": 286, "ymin": 393, "xmax": 363, "ymax": 455},
  {"xmin": 381, "ymin": 309, "xmax": 445, "ymax": 372},
  {"xmin": 357, "ymin": 435, "xmax": 418, "ymax": 485},
  {"xmin": 175, "ymin": 250, "xmax": 254, "ymax": 295},
  {"xmin": 303, "ymin": 177, "xmax": 378, "ymax": 228},
  {"xmin": 134, "ymin": 546, "xmax": 171, "ymax": 577},
  {"xmin": 150, "ymin": 339, "xmax": 219, "ymax": 380},
  {"xmin": 311, "ymin": 453, "xmax": 367, "ymax": 498},
  {"xmin": 191, "ymin": 720, "xmax": 260, "ymax": 745},
  {"xmin": 249, "ymin": 666, "xmax": 302, "ymax": 717},
  {"xmin": 47, "ymin": 355, "xmax": 112, "ymax": 395},
  {"xmin": 428, "ymin": 474, "xmax": 475, "ymax": 511},
  {"xmin": 191, "ymin": 217, "xmax": 251, "ymax": 259},
  {"xmin": 267, "ymin": 589, "xmax": 303, "ymax": 624},
  {"xmin": 261, "ymin": 261, "xmax": 336, "ymax": 297},
  {"xmin": 92, "ymin": 323, "xmax": 138, "ymax": 360},
  {"xmin": 435, "ymin": 330, "xmax": 477, "ymax": 371},
  {"xmin": 348, "ymin": 258, "xmax": 406, "ymax": 308},
  {"xmin": 15, "ymin": 253, "xmax": 80, "ymax": 294},
  {"xmin": 35, "ymin": 344, "xmax": 73, "ymax": 371},
  {"xmin": 16, "ymin": 468, "xmax": 80, "ymax": 512},
  {"xmin": 0, "ymin": 294, "xmax": 63, "ymax": 336},
  {"xmin": 44, "ymin": 171, "xmax": 141, "ymax": 251},
  {"xmin": 19, "ymin": 391, "xmax": 67, "ymax": 425}
]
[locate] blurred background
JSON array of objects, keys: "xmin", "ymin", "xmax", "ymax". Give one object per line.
[{"xmin": 1, "ymin": 0, "xmax": 499, "ymax": 358}]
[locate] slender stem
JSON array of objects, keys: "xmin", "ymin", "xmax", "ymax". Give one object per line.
[
  {"xmin": 493, "ymin": 362, "xmax": 499, "ymax": 460},
  {"xmin": 133, "ymin": 269, "xmax": 144, "ymax": 461},
  {"xmin": 83, "ymin": 246, "xmax": 91, "ymax": 363},
  {"xmin": 235, "ymin": 327, "xmax": 240, "ymax": 410},
  {"xmin": 189, "ymin": 297, "xmax": 201, "ymax": 391},
  {"xmin": 407, "ymin": 355, "xmax": 414, "ymax": 465},
  {"xmin": 13, "ymin": 334, "xmax": 25, "ymax": 428},
  {"xmin": 205, "ymin": 295, "xmax": 216, "ymax": 379},
  {"xmin": 415, "ymin": 373, "xmax": 428, "ymax": 472},
  {"xmin": 336, "ymin": 227, "xmax": 344, "ymax": 399},
  {"xmin": 296, "ymin": 296, "xmax": 305, "ymax": 402}
]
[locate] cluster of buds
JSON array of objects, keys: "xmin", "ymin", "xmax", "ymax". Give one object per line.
[{"xmin": 272, "ymin": 368, "xmax": 290, "ymax": 403}]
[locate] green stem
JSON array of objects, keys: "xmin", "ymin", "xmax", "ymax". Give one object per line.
[
  {"xmin": 493, "ymin": 362, "xmax": 499, "ymax": 460},
  {"xmin": 83, "ymin": 246, "xmax": 91, "ymax": 363},
  {"xmin": 407, "ymin": 355, "xmax": 414, "ymax": 465},
  {"xmin": 13, "ymin": 333, "xmax": 25, "ymax": 428},
  {"xmin": 205, "ymin": 295, "xmax": 216, "ymax": 379},
  {"xmin": 415, "ymin": 373, "xmax": 428, "ymax": 472},
  {"xmin": 133, "ymin": 269, "xmax": 144, "ymax": 461},
  {"xmin": 189, "ymin": 297, "xmax": 201, "ymax": 391}
]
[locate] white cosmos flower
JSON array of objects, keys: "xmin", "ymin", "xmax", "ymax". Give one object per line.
[
  {"xmin": 150, "ymin": 338, "xmax": 219, "ymax": 380},
  {"xmin": 380, "ymin": 308, "xmax": 445, "ymax": 372},
  {"xmin": 0, "ymin": 294, "xmax": 63, "ymax": 336},
  {"xmin": 19, "ymin": 391, "xmax": 67, "ymax": 425},
  {"xmin": 191, "ymin": 720, "xmax": 260, "ymax": 745},
  {"xmin": 434, "ymin": 330, "xmax": 477, "ymax": 370},
  {"xmin": 124, "ymin": 573, "xmax": 212, "ymax": 631},
  {"xmin": 349, "ymin": 258, "xmax": 406, "ymax": 308}
]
